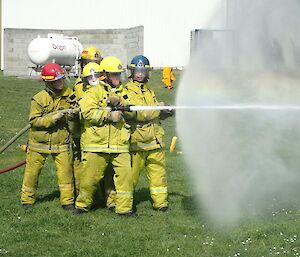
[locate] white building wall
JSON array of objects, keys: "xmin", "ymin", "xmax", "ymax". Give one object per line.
[{"xmin": 2, "ymin": 0, "xmax": 226, "ymax": 67}]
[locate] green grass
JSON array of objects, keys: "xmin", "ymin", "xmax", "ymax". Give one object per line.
[{"xmin": 1, "ymin": 71, "xmax": 300, "ymax": 257}]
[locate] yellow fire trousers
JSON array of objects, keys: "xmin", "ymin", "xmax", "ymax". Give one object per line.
[
  {"xmin": 131, "ymin": 149, "xmax": 168, "ymax": 209},
  {"xmin": 75, "ymin": 152, "xmax": 133, "ymax": 214},
  {"xmin": 73, "ymin": 138, "xmax": 115, "ymax": 207},
  {"xmin": 21, "ymin": 150, "xmax": 75, "ymax": 206}
]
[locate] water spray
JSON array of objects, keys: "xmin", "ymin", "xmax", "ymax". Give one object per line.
[
  {"xmin": 119, "ymin": 105, "xmax": 300, "ymax": 111},
  {"xmin": 176, "ymin": 0, "xmax": 300, "ymax": 224}
]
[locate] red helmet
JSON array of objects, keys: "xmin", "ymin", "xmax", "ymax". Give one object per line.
[{"xmin": 41, "ymin": 63, "xmax": 65, "ymax": 81}]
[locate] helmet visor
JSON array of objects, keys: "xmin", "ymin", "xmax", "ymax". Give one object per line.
[
  {"xmin": 132, "ymin": 67, "xmax": 150, "ymax": 81},
  {"xmin": 107, "ymin": 72, "xmax": 121, "ymax": 87},
  {"xmin": 84, "ymin": 73, "xmax": 100, "ymax": 86},
  {"xmin": 46, "ymin": 78, "xmax": 65, "ymax": 92}
]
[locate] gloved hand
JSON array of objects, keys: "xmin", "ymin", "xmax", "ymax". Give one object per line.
[
  {"xmin": 160, "ymin": 109, "xmax": 174, "ymax": 120},
  {"xmin": 159, "ymin": 102, "xmax": 174, "ymax": 120},
  {"xmin": 107, "ymin": 96, "xmax": 120, "ymax": 107},
  {"xmin": 108, "ymin": 111, "xmax": 123, "ymax": 123},
  {"xmin": 65, "ymin": 109, "xmax": 79, "ymax": 120},
  {"xmin": 67, "ymin": 112, "xmax": 79, "ymax": 120},
  {"xmin": 52, "ymin": 112, "xmax": 65, "ymax": 122}
]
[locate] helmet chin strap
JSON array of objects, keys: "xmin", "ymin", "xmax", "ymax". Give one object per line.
[
  {"xmin": 45, "ymin": 81, "xmax": 64, "ymax": 95},
  {"xmin": 105, "ymin": 77, "xmax": 113, "ymax": 87},
  {"xmin": 105, "ymin": 76, "xmax": 120, "ymax": 88},
  {"xmin": 134, "ymin": 77, "xmax": 148, "ymax": 83}
]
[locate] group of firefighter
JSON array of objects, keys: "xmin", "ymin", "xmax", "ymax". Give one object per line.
[{"xmin": 20, "ymin": 47, "xmax": 174, "ymax": 217}]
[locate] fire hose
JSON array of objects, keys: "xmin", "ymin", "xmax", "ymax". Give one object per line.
[
  {"xmin": 0, "ymin": 160, "xmax": 26, "ymax": 174},
  {"xmin": 0, "ymin": 108, "xmax": 80, "ymax": 174},
  {"xmin": 0, "ymin": 124, "xmax": 31, "ymax": 154},
  {"xmin": 0, "ymin": 108, "xmax": 80, "ymax": 154},
  {"xmin": 0, "ymin": 105, "xmax": 181, "ymax": 174},
  {"xmin": 2, "ymin": 103, "xmax": 298, "ymax": 174}
]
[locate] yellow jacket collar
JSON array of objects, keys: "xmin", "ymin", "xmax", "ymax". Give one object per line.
[
  {"xmin": 45, "ymin": 85, "xmax": 70, "ymax": 98},
  {"xmin": 101, "ymin": 81, "xmax": 124, "ymax": 93},
  {"xmin": 129, "ymin": 80, "xmax": 151, "ymax": 92}
]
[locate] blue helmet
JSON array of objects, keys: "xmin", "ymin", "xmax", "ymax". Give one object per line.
[
  {"xmin": 128, "ymin": 55, "xmax": 152, "ymax": 81},
  {"xmin": 129, "ymin": 55, "xmax": 151, "ymax": 68}
]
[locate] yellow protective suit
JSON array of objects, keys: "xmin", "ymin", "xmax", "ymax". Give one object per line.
[
  {"xmin": 126, "ymin": 80, "xmax": 168, "ymax": 210},
  {"xmin": 75, "ymin": 82, "xmax": 134, "ymax": 214},
  {"xmin": 70, "ymin": 77, "xmax": 92, "ymax": 195},
  {"xmin": 162, "ymin": 67, "xmax": 175, "ymax": 90},
  {"xmin": 21, "ymin": 86, "xmax": 75, "ymax": 206},
  {"xmin": 71, "ymin": 78, "xmax": 114, "ymax": 206}
]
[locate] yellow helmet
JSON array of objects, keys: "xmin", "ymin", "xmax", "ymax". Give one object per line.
[
  {"xmin": 80, "ymin": 46, "xmax": 102, "ymax": 62},
  {"xmin": 82, "ymin": 62, "xmax": 101, "ymax": 86},
  {"xmin": 99, "ymin": 56, "xmax": 124, "ymax": 73},
  {"xmin": 82, "ymin": 62, "xmax": 101, "ymax": 78}
]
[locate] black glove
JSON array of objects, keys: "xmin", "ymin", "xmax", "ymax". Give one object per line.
[
  {"xmin": 158, "ymin": 102, "xmax": 174, "ymax": 120},
  {"xmin": 160, "ymin": 109, "xmax": 174, "ymax": 120}
]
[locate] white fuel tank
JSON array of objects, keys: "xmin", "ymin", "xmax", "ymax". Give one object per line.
[{"xmin": 27, "ymin": 34, "xmax": 84, "ymax": 66}]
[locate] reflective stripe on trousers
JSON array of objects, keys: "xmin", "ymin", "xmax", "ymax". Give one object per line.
[
  {"xmin": 21, "ymin": 150, "xmax": 75, "ymax": 205},
  {"xmin": 131, "ymin": 149, "xmax": 168, "ymax": 209},
  {"xmin": 75, "ymin": 152, "xmax": 133, "ymax": 214}
]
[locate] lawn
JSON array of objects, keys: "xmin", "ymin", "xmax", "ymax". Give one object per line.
[{"xmin": 0, "ymin": 70, "xmax": 300, "ymax": 257}]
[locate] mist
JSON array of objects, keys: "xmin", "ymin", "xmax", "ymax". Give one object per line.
[{"xmin": 176, "ymin": 0, "xmax": 300, "ymax": 225}]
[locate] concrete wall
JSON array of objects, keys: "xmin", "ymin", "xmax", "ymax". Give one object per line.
[{"xmin": 4, "ymin": 26, "xmax": 143, "ymax": 76}]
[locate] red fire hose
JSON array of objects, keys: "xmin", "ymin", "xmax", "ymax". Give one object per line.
[{"xmin": 0, "ymin": 160, "xmax": 26, "ymax": 174}]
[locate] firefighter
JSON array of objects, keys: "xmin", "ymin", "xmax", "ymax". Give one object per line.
[
  {"xmin": 75, "ymin": 46, "xmax": 103, "ymax": 89},
  {"xmin": 70, "ymin": 62, "xmax": 101, "ymax": 195},
  {"xmin": 71, "ymin": 46, "xmax": 103, "ymax": 190},
  {"xmin": 126, "ymin": 55, "xmax": 174, "ymax": 211},
  {"xmin": 74, "ymin": 46, "xmax": 103, "ymax": 100},
  {"xmin": 79, "ymin": 46, "xmax": 103, "ymax": 70},
  {"xmin": 21, "ymin": 63, "xmax": 75, "ymax": 211},
  {"xmin": 71, "ymin": 47, "xmax": 103, "ymax": 195},
  {"xmin": 74, "ymin": 56, "xmax": 136, "ymax": 216},
  {"xmin": 162, "ymin": 66, "xmax": 176, "ymax": 90}
]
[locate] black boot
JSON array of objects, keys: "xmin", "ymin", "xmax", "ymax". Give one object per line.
[
  {"xmin": 73, "ymin": 208, "xmax": 86, "ymax": 215},
  {"xmin": 118, "ymin": 211, "xmax": 138, "ymax": 218},
  {"xmin": 62, "ymin": 205, "xmax": 75, "ymax": 211},
  {"xmin": 22, "ymin": 204, "xmax": 32, "ymax": 210},
  {"xmin": 155, "ymin": 206, "xmax": 169, "ymax": 212}
]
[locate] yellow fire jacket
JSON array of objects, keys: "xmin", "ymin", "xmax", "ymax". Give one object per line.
[
  {"xmin": 27, "ymin": 86, "xmax": 73, "ymax": 154},
  {"xmin": 69, "ymin": 77, "xmax": 93, "ymax": 139},
  {"xmin": 79, "ymin": 82, "xmax": 131, "ymax": 153},
  {"xmin": 73, "ymin": 77, "xmax": 92, "ymax": 102},
  {"xmin": 162, "ymin": 67, "xmax": 175, "ymax": 87},
  {"xmin": 126, "ymin": 80, "xmax": 165, "ymax": 151}
]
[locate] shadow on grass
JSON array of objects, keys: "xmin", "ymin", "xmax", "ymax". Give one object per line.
[
  {"xmin": 181, "ymin": 194, "xmax": 200, "ymax": 212},
  {"xmin": 133, "ymin": 188, "xmax": 151, "ymax": 210},
  {"xmin": 38, "ymin": 190, "xmax": 60, "ymax": 203},
  {"xmin": 132, "ymin": 189, "xmax": 200, "ymax": 213}
]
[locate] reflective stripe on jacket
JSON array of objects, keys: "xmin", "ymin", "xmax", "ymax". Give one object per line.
[
  {"xmin": 126, "ymin": 80, "xmax": 164, "ymax": 151},
  {"xmin": 79, "ymin": 82, "xmax": 131, "ymax": 153},
  {"xmin": 28, "ymin": 86, "xmax": 73, "ymax": 154}
]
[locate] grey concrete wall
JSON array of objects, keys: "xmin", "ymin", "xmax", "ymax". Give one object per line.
[{"xmin": 4, "ymin": 26, "xmax": 143, "ymax": 76}]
